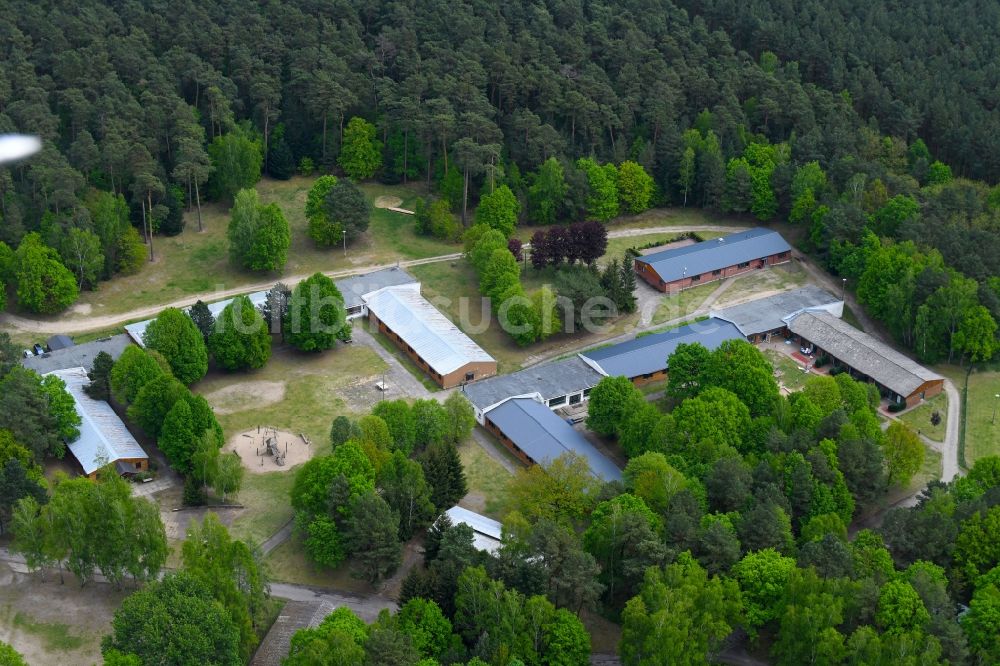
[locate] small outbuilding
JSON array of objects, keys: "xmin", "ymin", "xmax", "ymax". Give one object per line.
[
  {"xmin": 46, "ymin": 334, "xmax": 75, "ymax": 352},
  {"xmin": 634, "ymin": 228, "xmax": 792, "ymax": 292},
  {"xmin": 786, "ymin": 311, "xmax": 944, "ymax": 406},
  {"xmin": 441, "ymin": 506, "xmax": 503, "ymax": 554},
  {"xmin": 44, "ymin": 367, "xmax": 149, "ymax": 479}
]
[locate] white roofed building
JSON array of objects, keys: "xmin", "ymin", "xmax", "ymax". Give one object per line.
[
  {"xmin": 442, "ymin": 506, "xmax": 503, "ymax": 554},
  {"xmin": 44, "ymin": 367, "xmax": 149, "ymax": 478},
  {"xmin": 364, "ymin": 283, "xmax": 497, "ymax": 388}
]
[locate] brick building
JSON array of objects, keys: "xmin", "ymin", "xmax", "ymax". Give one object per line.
[
  {"xmin": 787, "ymin": 311, "xmax": 944, "ymax": 406},
  {"xmin": 635, "ymin": 228, "xmax": 792, "ymax": 292},
  {"xmin": 364, "ymin": 283, "xmax": 497, "ymax": 389},
  {"xmin": 45, "ymin": 367, "xmax": 149, "ymax": 479},
  {"xmin": 579, "ymin": 318, "xmax": 744, "ymax": 385}
]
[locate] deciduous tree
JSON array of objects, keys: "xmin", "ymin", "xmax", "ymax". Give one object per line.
[
  {"xmin": 209, "ymin": 295, "xmax": 272, "ymax": 370},
  {"xmin": 143, "ymin": 306, "xmax": 209, "ymax": 385}
]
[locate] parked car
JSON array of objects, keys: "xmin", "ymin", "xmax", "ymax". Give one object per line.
[
  {"xmin": 32, "ymin": 343, "xmax": 45, "ymax": 356},
  {"xmin": 22, "ymin": 349, "xmax": 32, "ymax": 358}
]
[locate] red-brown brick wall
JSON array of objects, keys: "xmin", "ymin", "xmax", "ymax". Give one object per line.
[
  {"xmin": 636, "ymin": 251, "xmax": 792, "ymax": 292},
  {"xmin": 369, "ymin": 311, "xmax": 497, "ymax": 389}
]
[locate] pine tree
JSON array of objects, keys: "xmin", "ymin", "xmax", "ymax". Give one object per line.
[
  {"xmin": 619, "ymin": 255, "xmax": 638, "ymax": 313},
  {"xmin": 84, "ymin": 351, "xmax": 114, "ymax": 401},
  {"xmin": 188, "ymin": 300, "xmax": 215, "ymax": 342},
  {"xmin": 421, "ymin": 442, "xmax": 468, "ymax": 511}
]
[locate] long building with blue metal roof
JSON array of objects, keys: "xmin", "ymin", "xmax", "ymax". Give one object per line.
[
  {"xmin": 580, "ymin": 317, "xmax": 744, "ymax": 385},
  {"xmin": 483, "ymin": 397, "xmax": 622, "ymax": 482},
  {"xmin": 634, "ymin": 228, "xmax": 792, "ymax": 292}
]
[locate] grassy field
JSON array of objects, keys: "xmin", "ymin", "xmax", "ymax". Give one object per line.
[
  {"xmin": 764, "ymin": 349, "xmax": 810, "ymax": 392},
  {"xmin": 411, "ymin": 260, "xmax": 643, "ymax": 372},
  {"xmin": 193, "ymin": 341, "xmax": 387, "ymax": 543},
  {"xmin": 650, "ymin": 282, "xmax": 718, "ymax": 324},
  {"xmin": 937, "ymin": 365, "xmax": 1000, "ymax": 464},
  {"xmin": 898, "ymin": 393, "xmax": 948, "ymax": 443},
  {"xmin": 61, "ymin": 178, "xmax": 457, "ymax": 318},
  {"xmin": 458, "ymin": 438, "xmax": 515, "ymax": 518},
  {"xmin": 263, "ymin": 537, "xmax": 375, "ymax": 593},
  {"xmin": 197, "ymin": 342, "xmax": 387, "ymax": 448},
  {"xmin": 712, "ymin": 263, "xmax": 808, "ymax": 307}
]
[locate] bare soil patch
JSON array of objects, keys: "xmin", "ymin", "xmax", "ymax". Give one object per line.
[
  {"xmin": 225, "ymin": 427, "xmax": 315, "ymax": 473},
  {"xmin": 203, "ymin": 380, "xmax": 287, "ymax": 415},
  {"xmin": 0, "ymin": 562, "xmax": 127, "ymax": 666},
  {"xmin": 374, "ymin": 195, "xmax": 403, "ymax": 209}
]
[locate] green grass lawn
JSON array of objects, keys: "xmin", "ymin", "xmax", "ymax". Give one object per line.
[
  {"xmin": 229, "ymin": 471, "xmax": 298, "ymax": 546},
  {"xmin": 458, "ymin": 437, "xmax": 515, "ymax": 519},
  {"xmin": 764, "ymin": 349, "xmax": 810, "ymax": 392},
  {"xmin": 842, "ymin": 303, "xmax": 863, "ymax": 330},
  {"xmin": 193, "ymin": 341, "xmax": 387, "ymax": 544},
  {"xmin": 10, "ymin": 611, "xmax": 87, "ymax": 652},
  {"xmin": 651, "ymin": 282, "xmax": 718, "ymax": 324},
  {"xmin": 63, "ymin": 178, "xmax": 457, "ymax": 319},
  {"xmin": 898, "ymin": 393, "xmax": 948, "ymax": 443},
  {"xmin": 264, "ymin": 536, "xmax": 375, "ymax": 593},
  {"xmin": 411, "ymin": 260, "xmax": 643, "ymax": 372},
  {"xmin": 197, "ymin": 341, "xmax": 387, "ymax": 448},
  {"xmin": 711, "ymin": 263, "xmax": 808, "ymax": 307},
  {"xmin": 937, "ymin": 365, "xmax": 1000, "ymax": 464}
]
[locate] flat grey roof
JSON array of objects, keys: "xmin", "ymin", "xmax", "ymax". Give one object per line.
[
  {"xmin": 338, "ymin": 266, "xmax": 417, "ymax": 310},
  {"xmin": 22, "ymin": 334, "xmax": 133, "ymax": 374},
  {"xmin": 710, "ymin": 286, "xmax": 843, "ymax": 336},
  {"xmin": 581, "ymin": 318, "xmax": 744, "ymax": 379},
  {"xmin": 462, "ymin": 356, "xmax": 604, "ymax": 411},
  {"xmin": 487, "ymin": 398, "xmax": 622, "ymax": 482},
  {"xmin": 635, "ymin": 228, "xmax": 791, "ymax": 283},
  {"xmin": 787, "ymin": 311, "xmax": 943, "ymax": 397}
]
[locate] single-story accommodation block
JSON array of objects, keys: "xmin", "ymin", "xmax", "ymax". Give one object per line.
[
  {"xmin": 125, "ymin": 267, "xmax": 420, "ymax": 345},
  {"xmin": 786, "ymin": 311, "xmax": 944, "ymax": 406},
  {"xmin": 634, "ymin": 228, "xmax": 792, "ymax": 292},
  {"xmin": 44, "ymin": 367, "xmax": 149, "ymax": 479},
  {"xmin": 710, "ymin": 286, "xmax": 844, "ymax": 343},
  {"xmin": 364, "ymin": 283, "xmax": 497, "ymax": 388},
  {"xmin": 462, "ymin": 356, "xmax": 605, "ymax": 424},
  {"xmin": 441, "ymin": 506, "xmax": 503, "ymax": 554},
  {"xmin": 484, "ymin": 396, "xmax": 622, "ymax": 482},
  {"xmin": 580, "ymin": 318, "xmax": 745, "ymax": 385},
  {"xmin": 22, "ymin": 333, "xmax": 133, "ymax": 375}
]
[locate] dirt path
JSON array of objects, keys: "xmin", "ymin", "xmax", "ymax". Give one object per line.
[
  {"xmin": 0, "ymin": 253, "xmax": 462, "ymax": 336},
  {"xmin": 940, "ymin": 379, "xmax": 962, "ymax": 481}
]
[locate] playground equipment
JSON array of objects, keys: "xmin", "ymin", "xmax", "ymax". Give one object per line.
[{"xmin": 255, "ymin": 426, "xmax": 286, "ymax": 466}]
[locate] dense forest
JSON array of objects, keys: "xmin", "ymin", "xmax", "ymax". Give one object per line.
[{"xmin": 1, "ymin": 0, "xmax": 999, "ymax": 361}]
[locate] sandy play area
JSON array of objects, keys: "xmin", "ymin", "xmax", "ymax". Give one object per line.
[
  {"xmin": 373, "ymin": 195, "xmax": 403, "ymax": 208},
  {"xmin": 225, "ymin": 427, "xmax": 315, "ymax": 473}
]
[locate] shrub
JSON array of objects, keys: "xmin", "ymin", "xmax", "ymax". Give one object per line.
[{"xmin": 888, "ymin": 402, "xmax": 906, "ymax": 413}]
